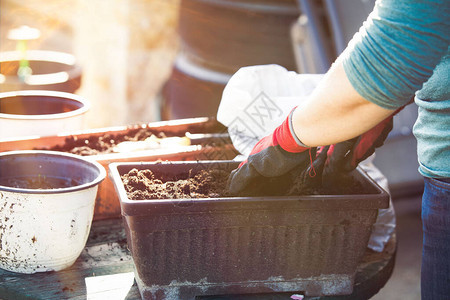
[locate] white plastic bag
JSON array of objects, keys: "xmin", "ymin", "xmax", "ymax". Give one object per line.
[
  {"xmin": 359, "ymin": 156, "xmax": 396, "ymax": 252},
  {"xmin": 217, "ymin": 64, "xmax": 395, "ymax": 252},
  {"xmin": 217, "ymin": 64, "xmax": 323, "ymax": 156}
]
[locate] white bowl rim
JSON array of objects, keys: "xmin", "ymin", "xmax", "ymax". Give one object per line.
[
  {"xmin": 0, "ymin": 150, "xmax": 106, "ymax": 194},
  {"xmin": 0, "ymin": 90, "xmax": 90, "ymax": 120}
]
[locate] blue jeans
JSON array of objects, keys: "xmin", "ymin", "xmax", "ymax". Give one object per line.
[{"xmin": 421, "ymin": 177, "xmax": 450, "ymax": 300}]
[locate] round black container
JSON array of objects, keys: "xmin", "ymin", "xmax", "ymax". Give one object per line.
[
  {"xmin": 162, "ymin": 0, "xmax": 301, "ymax": 120},
  {"xmin": 179, "ymin": 0, "xmax": 300, "ymax": 73},
  {"xmin": 161, "ymin": 54, "xmax": 230, "ymax": 120}
]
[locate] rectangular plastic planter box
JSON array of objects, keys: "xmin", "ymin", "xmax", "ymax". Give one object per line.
[
  {"xmin": 0, "ymin": 117, "xmax": 237, "ymax": 220},
  {"xmin": 109, "ymin": 160, "xmax": 389, "ymax": 299}
]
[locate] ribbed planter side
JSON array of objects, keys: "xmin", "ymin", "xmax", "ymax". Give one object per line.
[{"xmin": 128, "ymin": 212, "xmax": 376, "ymax": 293}]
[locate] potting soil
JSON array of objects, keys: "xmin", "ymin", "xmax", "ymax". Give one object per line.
[
  {"xmin": 45, "ymin": 128, "xmax": 168, "ymax": 156},
  {"xmin": 121, "ymin": 168, "xmax": 367, "ymax": 200},
  {"xmin": 122, "ymin": 168, "xmax": 230, "ymax": 200},
  {"xmin": 0, "ymin": 176, "xmax": 79, "ymax": 189},
  {"xmin": 41, "ymin": 124, "xmax": 230, "ymax": 156}
]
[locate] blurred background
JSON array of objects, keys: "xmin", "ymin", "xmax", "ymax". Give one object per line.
[{"xmin": 1, "ymin": 0, "xmax": 180, "ymax": 128}]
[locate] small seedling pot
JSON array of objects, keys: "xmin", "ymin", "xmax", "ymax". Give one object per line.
[
  {"xmin": 0, "ymin": 50, "xmax": 82, "ymax": 93},
  {"xmin": 109, "ymin": 160, "xmax": 389, "ymax": 299},
  {"xmin": 0, "ymin": 90, "xmax": 90, "ymax": 140},
  {"xmin": 0, "ymin": 150, "xmax": 106, "ymax": 274}
]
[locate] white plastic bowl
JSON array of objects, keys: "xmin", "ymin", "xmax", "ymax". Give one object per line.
[
  {"xmin": 0, "ymin": 90, "xmax": 90, "ymax": 140},
  {"xmin": 0, "ymin": 150, "xmax": 106, "ymax": 274}
]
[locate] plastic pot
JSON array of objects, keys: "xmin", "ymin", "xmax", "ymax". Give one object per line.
[
  {"xmin": 109, "ymin": 160, "xmax": 389, "ymax": 299},
  {"xmin": 0, "ymin": 150, "xmax": 106, "ymax": 274},
  {"xmin": 0, "ymin": 50, "xmax": 82, "ymax": 93},
  {"xmin": 0, "ymin": 90, "xmax": 90, "ymax": 140}
]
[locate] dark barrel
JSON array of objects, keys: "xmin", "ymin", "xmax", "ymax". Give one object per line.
[{"xmin": 162, "ymin": 0, "xmax": 300, "ymax": 120}]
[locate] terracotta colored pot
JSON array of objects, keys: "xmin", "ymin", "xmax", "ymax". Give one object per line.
[{"xmin": 0, "ymin": 118, "xmax": 238, "ymax": 220}]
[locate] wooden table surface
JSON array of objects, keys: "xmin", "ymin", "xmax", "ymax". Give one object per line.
[{"xmin": 0, "ymin": 218, "xmax": 396, "ymax": 300}]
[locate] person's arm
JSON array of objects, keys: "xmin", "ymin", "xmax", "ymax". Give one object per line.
[
  {"xmin": 226, "ymin": 0, "xmax": 448, "ymax": 195},
  {"xmin": 292, "ymin": 0, "xmax": 449, "ymax": 147},
  {"xmin": 292, "ymin": 59, "xmax": 395, "ymax": 147}
]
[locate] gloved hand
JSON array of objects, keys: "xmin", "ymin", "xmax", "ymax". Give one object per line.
[
  {"xmin": 324, "ymin": 107, "xmax": 402, "ymax": 175},
  {"xmin": 287, "ymin": 145, "xmax": 330, "ymax": 195},
  {"xmin": 227, "ymin": 107, "xmax": 311, "ymax": 196}
]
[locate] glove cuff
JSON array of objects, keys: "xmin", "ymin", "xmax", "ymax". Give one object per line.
[
  {"xmin": 275, "ymin": 107, "xmax": 310, "ymax": 153},
  {"xmin": 288, "ymin": 109, "xmax": 310, "ymax": 148}
]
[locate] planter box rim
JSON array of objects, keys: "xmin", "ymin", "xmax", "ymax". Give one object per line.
[{"xmin": 109, "ymin": 160, "xmax": 390, "ymax": 216}]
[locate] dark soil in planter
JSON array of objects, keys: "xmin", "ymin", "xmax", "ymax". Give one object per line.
[
  {"xmin": 121, "ymin": 167, "xmax": 367, "ymax": 200},
  {"xmin": 41, "ymin": 125, "xmax": 231, "ymax": 156},
  {"xmin": 122, "ymin": 168, "xmax": 231, "ymax": 200},
  {"xmin": 0, "ymin": 176, "xmax": 79, "ymax": 189}
]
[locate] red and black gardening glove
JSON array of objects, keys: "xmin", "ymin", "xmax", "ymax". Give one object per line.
[
  {"xmin": 323, "ymin": 105, "xmax": 406, "ymax": 176},
  {"xmin": 227, "ymin": 107, "xmax": 313, "ymax": 196}
]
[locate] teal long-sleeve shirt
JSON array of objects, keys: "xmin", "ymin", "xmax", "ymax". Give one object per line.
[{"xmin": 342, "ymin": 0, "xmax": 450, "ymax": 179}]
